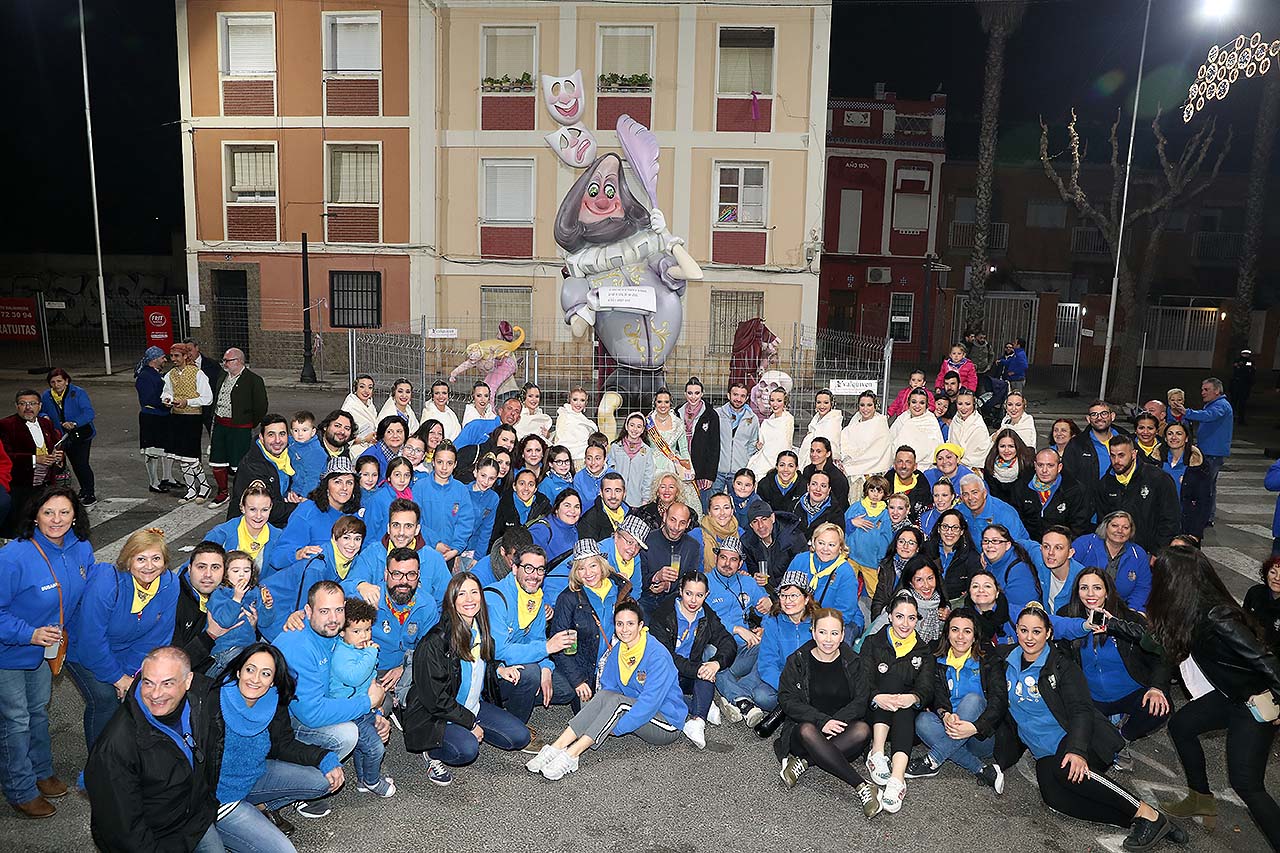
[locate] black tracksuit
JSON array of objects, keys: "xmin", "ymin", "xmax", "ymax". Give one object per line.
[
  {"xmin": 884, "ymin": 468, "xmax": 933, "ymax": 525},
  {"xmin": 577, "ymin": 498, "xmax": 627, "ymax": 544},
  {"xmin": 1011, "ymin": 471, "xmax": 1093, "ymax": 541},
  {"xmin": 756, "ymin": 471, "xmax": 803, "ymax": 514},
  {"xmin": 800, "ymin": 462, "xmax": 850, "ymax": 510},
  {"xmin": 489, "ymin": 490, "xmax": 551, "ymax": 549},
  {"xmin": 172, "ymin": 570, "xmax": 216, "ymax": 674}
]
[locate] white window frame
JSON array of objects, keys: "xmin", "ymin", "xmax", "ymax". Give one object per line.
[
  {"xmin": 480, "ymin": 158, "xmax": 536, "ymax": 226},
  {"xmin": 715, "ymin": 25, "xmax": 777, "ymax": 96},
  {"xmin": 217, "ymin": 12, "xmax": 276, "ymax": 77},
  {"xmin": 324, "ymin": 141, "xmax": 383, "ymax": 243},
  {"xmin": 1026, "ymin": 199, "xmax": 1068, "ymax": 229},
  {"xmin": 480, "ymin": 25, "xmax": 539, "ymax": 85},
  {"xmin": 596, "ymin": 24, "xmax": 655, "ymax": 85},
  {"xmin": 480, "ymin": 286, "xmax": 534, "ymax": 334},
  {"xmin": 220, "ymin": 141, "xmax": 279, "ymax": 243},
  {"xmin": 889, "ymin": 292, "xmax": 915, "ymax": 343},
  {"xmin": 713, "ymin": 160, "xmax": 770, "ymax": 230},
  {"xmin": 322, "ymin": 11, "xmax": 382, "ymax": 74}
]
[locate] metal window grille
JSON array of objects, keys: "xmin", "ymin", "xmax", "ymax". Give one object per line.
[
  {"xmin": 329, "ymin": 146, "xmax": 380, "ymax": 204},
  {"xmin": 330, "ymin": 271, "xmax": 382, "ymax": 328},
  {"xmin": 889, "ymin": 292, "xmax": 914, "ymax": 343},
  {"xmin": 894, "ymin": 114, "xmax": 932, "ymax": 136},
  {"xmin": 716, "ymin": 163, "xmax": 767, "ymax": 227},
  {"xmin": 480, "ymin": 286, "xmax": 533, "ymax": 337},
  {"xmin": 708, "ymin": 290, "xmax": 765, "ymax": 354}
]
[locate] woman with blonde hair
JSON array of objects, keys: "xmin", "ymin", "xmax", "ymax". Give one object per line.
[
  {"xmin": 647, "ymin": 389, "xmax": 701, "ymax": 511},
  {"xmin": 67, "ymin": 527, "xmax": 178, "ymax": 753},
  {"xmin": 781, "ymin": 522, "xmax": 863, "ymax": 638},
  {"xmin": 550, "ymin": 540, "xmax": 634, "ymax": 706},
  {"xmin": 635, "ymin": 472, "xmax": 700, "ymax": 530},
  {"xmin": 700, "ymin": 492, "xmax": 742, "ymax": 572}
]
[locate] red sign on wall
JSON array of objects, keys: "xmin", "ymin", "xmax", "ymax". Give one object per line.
[
  {"xmin": 144, "ymin": 305, "xmax": 174, "ymax": 350},
  {"xmin": 0, "ymin": 298, "xmax": 39, "ymax": 341}
]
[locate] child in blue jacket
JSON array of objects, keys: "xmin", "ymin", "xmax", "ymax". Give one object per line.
[
  {"xmin": 329, "ymin": 598, "xmax": 394, "ymax": 798},
  {"xmin": 207, "ymin": 549, "xmax": 274, "ymax": 676}
]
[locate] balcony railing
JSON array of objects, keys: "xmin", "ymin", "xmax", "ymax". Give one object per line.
[
  {"xmin": 948, "ymin": 221, "xmax": 1008, "ymax": 252},
  {"xmin": 1071, "ymin": 226, "xmax": 1109, "ymax": 255},
  {"xmin": 1191, "ymin": 231, "xmax": 1244, "ymax": 263}
]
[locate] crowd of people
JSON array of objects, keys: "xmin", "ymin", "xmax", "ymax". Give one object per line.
[{"xmin": 0, "ymin": 335, "xmax": 1277, "ymax": 853}]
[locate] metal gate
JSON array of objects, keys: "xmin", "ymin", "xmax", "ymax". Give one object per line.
[
  {"xmin": 1053, "ymin": 302, "xmax": 1083, "ymax": 366},
  {"xmin": 1142, "ymin": 307, "xmax": 1219, "ymax": 368},
  {"xmin": 951, "ymin": 292, "xmax": 1040, "ymax": 360}
]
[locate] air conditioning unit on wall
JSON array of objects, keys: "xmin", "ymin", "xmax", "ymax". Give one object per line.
[{"xmin": 866, "ymin": 267, "xmax": 892, "ymax": 284}]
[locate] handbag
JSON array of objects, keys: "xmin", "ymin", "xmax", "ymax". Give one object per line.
[
  {"xmin": 30, "ymin": 541, "xmax": 67, "ymax": 676},
  {"xmin": 1246, "ymin": 690, "xmax": 1280, "ymax": 723}
]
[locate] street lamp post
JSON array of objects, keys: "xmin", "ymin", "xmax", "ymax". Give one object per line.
[
  {"xmin": 300, "ymin": 233, "xmax": 317, "ymax": 383},
  {"xmin": 78, "ymin": 0, "xmax": 111, "ymax": 374}
]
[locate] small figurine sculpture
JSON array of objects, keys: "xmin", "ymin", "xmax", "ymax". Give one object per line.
[{"xmin": 449, "ymin": 321, "xmax": 525, "ymax": 400}]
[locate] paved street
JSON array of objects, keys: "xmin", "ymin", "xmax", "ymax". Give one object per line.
[{"xmin": 0, "ymin": 374, "xmax": 1275, "ymax": 852}]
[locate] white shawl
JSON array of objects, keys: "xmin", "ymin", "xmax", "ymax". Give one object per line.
[
  {"xmin": 515, "ymin": 406, "xmax": 553, "ymax": 439},
  {"xmin": 886, "ymin": 411, "xmax": 945, "ymax": 470},
  {"xmin": 377, "ymin": 396, "xmax": 420, "ymax": 436},
  {"xmin": 462, "ymin": 402, "xmax": 498, "ymax": 426},
  {"xmin": 949, "ymin": 411, "xmax": 992, "ymax": 468},
  {"xmin": 419, "ymin": 401, "xmax": 461, "ymax": 441},
  {"xmin": 554, "ymin": 404, "xmax": 597, "ymax": 460},
  {"xmin": 748, "ymin": 412, "xmax": 796, "ymax": 480},
  {"xmin": 840, "ymin": 413, "xmax": 892, "ymax": 478},
  {"xmin": 800, "ymin": 409, "xmax": 844, "ymax": 459},
  {"xmin": 998, "ymin": 414, "xmax": 1038, "ymax": 450},
  {"xmin": 342, "ymin": 392, "xmax": 380, "ymax": 454}
]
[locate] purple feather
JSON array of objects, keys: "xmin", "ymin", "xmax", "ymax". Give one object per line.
[{"xmin": 616, "ymin": 114, "xmax": 660, "ymax": 206}]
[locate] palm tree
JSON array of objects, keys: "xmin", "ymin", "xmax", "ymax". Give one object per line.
[
  {"xmin": 965, "ymin": 0, "xmax": 1027, "ymax": 333},
  {"xmin": 1232, "ymin": 73, "xmax": 1279, "ymax": 355}
]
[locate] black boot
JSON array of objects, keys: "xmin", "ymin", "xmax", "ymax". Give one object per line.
[{"xmin": 753, "ymin": 708, "xmax": 784, "ymax": 738}]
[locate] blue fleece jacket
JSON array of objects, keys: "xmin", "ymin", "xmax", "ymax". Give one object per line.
[
  {"xmin": 329, "ymin": 639, "xmax": 377, "ymax": 699},
  {"xmin": 1001, "ymin": 347, "xmax": 1028, "ymax": 381},
  {"xmin": 484, "ymin": 573, "xmax": 553, "ymax": 670},
  {"xmin": 784, "ymin": 552, "xmax": 863, "ymax": 633},
  {"xmin": 845, "ymin": 502, "xmax": 893, "ymax": 568},
  {"xmin": 572, "ymin": 467, "xmax": 610, "ymax": 510},
  {"xmin": 411, "ymin": 477, "xmax": 476, "ymax": 553},
  {"xmin": 288, "ymin": 435, "xmax": 328, "ymax": 497},
  {"xmin": 68, "ymin": 568, "xmax": 178, "ymax": 684},
  {"xmin": 203, "ymin": 517, "xmax": 280, "ymax": 578},
  {"xmin": 269, "ymin": 500, "xmax": 352, "ymax": 571},
  {"xmin": 958, "ymin": 494, "xmax": 1028, "ymax": 540},
  {"xmin": 0, "ymin": 531, "xmax": 94, "ymax": 670},
  {"xmin": 1071, "ymin": 534, "xmax": 1152, "ymax": 612},
  {"xmin": 531, "ymin": 515, "xmax": 580, "ymax": 603},
  {"xmin": 454, "ymin": 417, "xmax": 498, "ymax": 448},
  {"xmin": 360, "ymin": 483, "xmax": 406, "ymax": 546},
  {"xmin": 41, "ymin": 384, "xmax": 96, "ymax": 439},
  {"xmin": 939, "ymin": 652, "xmax": 984, "ymax": 707},
  {"xmin": 983, "ymin": 547, "xmax": 1041, "ymax": 641},
  {"xmin": 538, "ymin": 472, "xmax": 573, "ymax": 503},
  {"xmin": 464, "ymin": 486, "xmax": 500, "ymax": 556},
  {"xmin": 274, "ymin": 625, "xmax": 371, "ymax": 728},
  {"xmin": 346, "ymin": 539, "xmax": 450, "ymax": 607},
  {"xmin": 704, "ymin": 569, "xmax": 769, "ymax": 646},
  {"xmin": 371, "ymin": 590, "xmax": 439, "ymax": 670},
  {"xmin": 208, "ymin": 586, "xmax": 268, "ymax": 656},
  {"xmin": 598, "ymin": 632, "xmax": 687, "ymax": 734},
  {"xmin": 757, "ymin": 612, "xmax": 813, "ymax": 689},
  {"xmin": 1180, "ymin": 396, "xmax": 1233, "ymax": 457},
  {"xmin": 263, "ymin": 540, "xmax": 361, "ymax": 623}
]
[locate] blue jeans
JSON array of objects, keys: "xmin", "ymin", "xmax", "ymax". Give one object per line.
[
  {"xmin": 193, "ymin": 825, "xmax": 225, "ymax": 853},
  {"xmin": 428, "ymin": 701, "xmax": 531, "ymax": 766},
  {"xmin": 350, "ymin": 712, "xmax": 385, "ymax": 787},
  {"xmin": 291, "ymin": 718, "xmax": 358, "ymax": 760},
  {"xmin": 65, "ymin": 661, "xmax": 122, "ymax": 752},
  {"xmin": 499, "ymin": 663, "xmax": 578, "ymax": 723},
  {"xmin": 914, "ymin": 692, "xmax": 993, "ymax": 775},
  {"xmin": 208, "ymin": 645, "xmax": 245, "ymax": 681},
  {"xmin": 1203, "ymin": 454, "xmax": 1225, "ymax": 522},
  {"xmin": 0, "ymin": 665, "xmax": 53, "ymax": 804},
  {"xmin": 707, "ymin": 473, "xmax": 736, "ymax": 512},
  {"xmin": 216, "ymin": 760, "xmax": 331, "ymax": 852},
  {"xmin": 714, "ymin": 642, "xmax": 759, "ymax": 700}
]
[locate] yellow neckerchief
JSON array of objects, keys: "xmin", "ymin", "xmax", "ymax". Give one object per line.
[
  {"xmin": 586, "ymin": 577, "xmax": 613, "ymax": 600},
  {"xmin": 516, "ymin": 585, "xmax": 544, "ymax": 631},
  {"xmin": 1115, "ymin": 463, "xmax": 1136, "ymax": 486},
  {"xmin": 237, "ymin": 518, "xmax": 271, "ymax": 562},
  {"xmin": 860, "ymin": 497, "xmax": 886, "ymax": 516},
  {"xmin": 469, "ymin": 623, "xmax": 481, "ymax": 663},
  {"xmin": 894, "ymin": 473, "xmax": 918, "ymax": 493},
  {"xmin": 326, "ymin": 442, "xmax": 344, "ymax": 458},
  {"xmin": 808, "ymin": 552, "xmax": 847, "ymax": 586},
  {"xmin": 131, "ymin": 576, "xmax": 160, "ymax": 614},
  {"xmin": 196, "ymin": 590, "xmax": 209, "ymax": 613},
  {"xmin": 618, "ymin": 627, "xmax": 649, "ymax": 685},
  {"xmin": 946, "ymin": 647, "xmax": 972, "ymax": 671},
  {"xmin": 331, "ymin": 539, "xmax": 354, "ymax": 580},
  {"xmin": 258, "ymin": 439, "xmax": 295, "ymax": 476},
  {"xmin": 891, "ymin": 630, "xmax": 918, "ymax": 659},
  {"xmin": 603, "ymin": 503, "xmax": 625, "ymax": 527},
  {"xmin": 50, "ymin": 386, "xmax": 66, "ymax": 406},
  {"xmin": 1137, "ymin": 439, "xmax": 1158, "ymax": 455},
  {"xmin": 614, "ymin": 545, "xmax": 635, "ymax": 581}
]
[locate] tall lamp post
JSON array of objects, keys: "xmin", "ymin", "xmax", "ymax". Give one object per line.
[
  {"xmin": 77, "ymin": 0, "xmax": 111, "ymax": 374},
  {"xmin": 300, "ymin": 233, "xmax": 317, "ymax": 383}
]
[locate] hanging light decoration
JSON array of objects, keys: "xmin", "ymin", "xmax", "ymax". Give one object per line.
[{"xmin": 1185, "ymin": 32, "xmax": 1279, "ymax": 122}]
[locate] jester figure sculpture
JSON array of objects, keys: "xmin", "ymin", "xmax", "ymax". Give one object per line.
[
  {"xmin": 556, "ymin": 116, "xmax": 703, "ymax": 439},
  {"xmin": 448, "ymin": 321, "xmax": 525, "ymax": 400}
]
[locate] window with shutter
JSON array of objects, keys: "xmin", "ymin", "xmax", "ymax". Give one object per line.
[
  {"xmin": 480, "ymin": 287, "xmax": 533, "ymax": 334},
  {"xmin": 1025, "ymin": 199, "xmax": 1067, "ymax": 229},
  {"xmin": 221, "ymin": 14, "xmax": 275, "ymax": 75},
  {"xmin": 227, "ymin": 146, "xmax": 276, "ymax": 202},
  {"xmin": 482, "ymin": 160, "xmax": 534, "ymax": 224},
  {"xmin": 600, "ymin": 26, "xmax": 653, "ymax": 78},
  {"xmin": 715, "ymin": 162, "xmax": 768, "ymax": 228},
  {"xmin": 325, "ymin": 13, "xmax": 381, "ymax": 73},
  {"xmin": 718, "ymin": 28, "xmax": 774, "ymax": 95},
  {"xmin": 329, "ymin": 146, "xmax": 380, "ymax": 205},
  {"xmin": 892, "ymin": 193, "xmax": 930, "ymax": 232},
  {"xmin": 483, "ymin": 27, "xmax": 536, "ymax": 80}
]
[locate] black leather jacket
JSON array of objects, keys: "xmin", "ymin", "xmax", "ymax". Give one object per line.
[{"xmin": 1187, "ymin": 605, "xmax": 1280, "ymax": 704}]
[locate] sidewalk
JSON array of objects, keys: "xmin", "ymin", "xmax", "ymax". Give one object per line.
[{"xmin": 0, "ymin": 366, "xmax": 348, "ymax": 393}]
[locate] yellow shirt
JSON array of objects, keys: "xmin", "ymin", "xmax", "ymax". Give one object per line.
[
  {"xmin": 618, "ymin": 627, "xmax": 649, "ymax": 685},
  {"xmin": 131, "ymin": 577, "xmax": 160, "ymax": 614},
  {"xmin": 891, "ymin": 631, "xmax": 918, "ymax": 659}
]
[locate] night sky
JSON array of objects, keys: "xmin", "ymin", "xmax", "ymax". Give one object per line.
[{"xmin": 2, "ymin": 0, "xmax": 1276, "ymax": 256}]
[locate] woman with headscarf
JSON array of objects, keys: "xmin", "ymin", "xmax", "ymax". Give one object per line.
[{"xmin": 135, "ymin": 346, "xmax": 173, "ymax": 493}]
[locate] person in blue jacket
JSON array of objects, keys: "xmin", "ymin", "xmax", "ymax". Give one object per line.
[
  {"xmin": 286, "ymin": 410, "xmax": 331, "ymax": 499},
  {"xmin": 1168, "ymin": 377, "xmax": 1233, "ymax": 525},
  {"xmin": 526, "ymin": 599, "xmax": 694, "ymax": 780},
  {"xmin": 1073, "ymin": 511, "xmax": 1152, "ymax": 612},
  {"xmin": 41, "ymin": 368, "xmax": 97, "ymax": 506},
  {"xmin": 530, "ymin": 489, "xmax": 584, "ymax": 603},
  {"xmin": 345, "ymin": 498, "xmax": 449, "ymax": 609},
  {"xmin": 702, "ymin": 536, "xmax": 770, "ymax": 722},
  {"xmin": 1268, "ymin": 456, "xmax": 1280, "ymax": 557},
  {"xmin": 361, "ymin": 456, "xmax": 416, "ymax": 548},
  {"xmin": 264, "ymin": 515, "xmax": 366, "ymax": 624},
  {"xmin": 202, "ymin": 481, "xmax": 279, "ymax": 578},
  {"xmin": 268, "ymin": 457, "xmax": 361, "ymax": 572},
  {"xmin": 1029, "ymin": 526, "xmax": 1086, "ymax": 617},
  {"xmin": 67, "ymin": 528, "xmax": 178, "ymax": 753},
  {"xmin": 845, "ymin": 475, "xmax": 898, "ymax": 596},
  {"xmin": 998, "ymin": 339, "xmax": 1028, "ymax": 394},
  {"xmin": 549, "ymin": 540, "xmax": 635, "ymax": 709},
  {"xmin": 362, "ymin": 416, "xmax": 408, "ymax": 481},
  {"xmin": 725, "ymin": 570, "xmax": 817, "ymax": 731},
  {"xmin": 461, "ymin": 458, "xmax": 501, "ymax": 570},
  {"xmin": 0, "ymin": 486, "xmax": 94, "ymax": 817},
  {"xmin": 538, "ymin": 445, "xmax": 576, "ymax": 503},
  {"xmin": 410, "ymin": 441, "xmax": 476, "ymax": 568},
  {"xmin": 571, "ymin": 441, "xmax": 611, "ymax": 510},
  {"xmin": 370, "ymin": 548, "xmax": 441, "ymax": 712},
  {"xmin": 787, "ymin": 522, "xmax": 862, "ymax": 634},
  {"xmin": 957, "ymin": 474, "xmax": 1028, "ymax": 540}
]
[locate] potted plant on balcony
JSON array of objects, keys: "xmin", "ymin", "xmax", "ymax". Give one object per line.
[
  {"xmin": 499, "ymin": 74, "xmax": 513, "ymax": 92},
  {"xmin": 481, "ymin": 76, "xmax": 500, "ymax": 92},
  {"xmin": 622, "ymin": 73, "xmax": 652, "ymax": 93},
  {"xmin": 598, "ymin": 73, "xmax": 622, "ymax": 93},
  {"xmin": 516, "ymin": 72, "xmax": 534, "ymax": 92}
]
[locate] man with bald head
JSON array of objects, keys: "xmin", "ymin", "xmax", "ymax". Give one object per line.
[
  {"xmin": 1011, "ymin": 448, "xmax": 1093, "ymax": 540},
  {"xmin": 208, "ymin": 346, "xmax": 269, "ymax": 509}
]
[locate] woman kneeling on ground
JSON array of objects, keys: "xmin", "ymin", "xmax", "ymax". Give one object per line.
[{"xmin": 527, "ymin": 599, "xmax": 697, "ymax": 780}]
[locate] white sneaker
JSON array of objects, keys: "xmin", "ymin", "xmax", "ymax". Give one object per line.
[
  {"xmin": 879, "ymin": 777, "xmax": 906, "ymax": 813},
  {"xmin": 743, "ymin": 704, "xmax": 766, "ymax": 728},
  {"xmin": 683, "ymin": 717, "xmax": 707, "ymax": 749},
  {"xmin": 715, "ymin": 694, "xmax": 743, "ymax": 723},
  {"xmin": 865, "ymin": 751, "xmax": 892, "ymax": 787},
  {"xmin": 707, "ymin": 701, "xmax": 722, "ymax": 726},
  {"xmin": 540, "ymin": 750, "xmax": 579, "ymax": 781},
  {"xmin": 525, "ymin": 744, "xmax": 561, "ymax": 773}
]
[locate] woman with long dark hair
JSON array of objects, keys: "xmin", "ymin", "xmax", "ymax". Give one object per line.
[
  {"xmin": 924, "ymin": 508, "xmax": 982, "ymax": 600},
  {"xmin": 401, "ymin": 572, "xmax": 531, "ymax": 787},
  {"xmin": 608, "ymin": 413, "xmax": 653, "ymax": 507},
  {"xmin": 207, "ymin": 643, "xmax": 341, "ymax": 847},
  {"xmin": 1148, "ymin": 546, "xmax": 1280, "ymax": 846},
  {"xmin": 529, "ymin": 488, "xmax": 584, "ymax": 602},
  {"xmin": 978, "ymin": 523, "xmax": 1040, "ymax": 637},
  {"xmin": 982, "ymin": 428, "xmax": 1035, "ymax": 507},
  {"xmin": 956, "ymin": 569, "xmax": 1010, "ymax": 648}
]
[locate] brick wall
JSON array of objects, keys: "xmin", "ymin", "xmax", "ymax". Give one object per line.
[
  {"xmin": 596, "ymin": 95, "xmax": 651, "ymax": 130},
  {"xmin": 325, "ymin": 78, "xmax": 380, "ymax": 116},
  {"xmin": 225, "ymin": 205, "xmax": 278, "ymax": 242},
  {"xmin": 480, "ymin": 95, "xmax": 535, "ymax": 130},
  {"xmin": 716, "ymin": 97, "xmax": 772, "ymax": 132},
  {"xmin": 222, "ymin": 79, "xmax": 275, "ymax": 116},
  {"xmin": 326, "ymin": 206, "xmax": 380, "ymax": 243},
  {"xmin": 712, "ymin": 230, "xmax": 767, "ymax": 265},
  {"xmin": 480, "ymin": 226, "xmax": 534, "ymax": 259}
]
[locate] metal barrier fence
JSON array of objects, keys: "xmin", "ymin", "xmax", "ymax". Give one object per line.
[{"xmin": 349, "ymin": 319, "xmax": 894, "ymax": 435}]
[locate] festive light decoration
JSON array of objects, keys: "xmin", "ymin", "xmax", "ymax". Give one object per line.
[{"xmin": 1183, "ymin": 32, "xmax": 1280, "ymax": 122}]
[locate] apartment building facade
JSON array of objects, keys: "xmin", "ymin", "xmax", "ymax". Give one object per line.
[{"xmin": 176, "ymin": 0, "xmax": 832, "ymax": 363}]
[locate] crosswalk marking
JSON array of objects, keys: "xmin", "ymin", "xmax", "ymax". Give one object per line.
[
  {"xmin": 96, "ymin": 501, "xmax": 221, "ymax": 563},
  {"xmin": 1215, "ymin": 485, "xmax": 1275, "ymax": 496},
  {"xmin": 1228, "ymin": 523, "xmax": 1276, "ymax": 540},
  {"xmin": 1202, "ymin": 546, "xmax": 1262, "ymax": 582},
  {"xmin": 1217, "ymin": 500, "xmax": 1272, "ymax": 514},
  {"xmin": 86, "ymin": 497, "xmax": 147, "ymax": 527}
]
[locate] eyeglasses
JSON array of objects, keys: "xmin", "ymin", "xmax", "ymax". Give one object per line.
[
  {"xmin": 16, "ymin": 400, "xmax": 39, "ymax": 408},
  {"xmin": 938, "ymin": 523, "xmax": 961, "ymax": 532},
  {"xmin": 516, "ymin": 563, "xmax": 548, "ymax": 575},
  {"xmin": 778, "ymin": 593, "xmax": 803, "ymax": 602},
  {"xmin": 1087, "ymin": 411, "xmax": 1110, "ymax": 418},
  {"xmin": 981, "ymin": 538, "xmax": 1009, "ymax": 546},
  {"xmin": 551, "ymin": 458, "xmax": 571, "ymax": 465},
  {"xmin": 221, "ymin": 357, "xmax": 241, "ymax": 364},
  {"xmin": 387, "ymin": 570, "xmax": 420, "ymax": 581}
]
